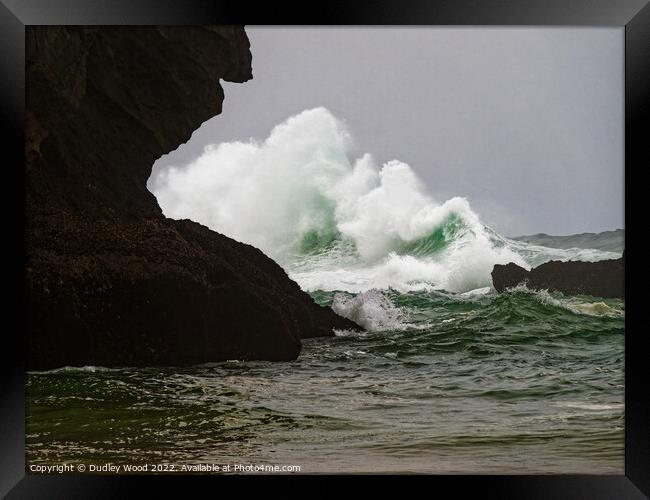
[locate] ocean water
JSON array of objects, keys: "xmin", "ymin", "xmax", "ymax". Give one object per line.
[
  {"xmin": 27, "ymin": 108, "xmax": 624, "ymax": 473},
  {"xmin": 27, "ymin": 287, "xmax": 624, "ymax": 474}
]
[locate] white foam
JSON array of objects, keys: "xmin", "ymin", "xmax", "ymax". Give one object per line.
[
  {"xmin": 459, "ymin": 287, "xmax": 493, "ymax": 298},
  {"xmin": 331, "ymin": 289, "xmax": 407, "ymax": 331},
  {"xmin": 565, "ymin": 301, "xmax": 624, "ymax": 317},
  {"xmin": 151, "ymin": 107, "xmax": 617, "ymax": 294},
  {"xmin": 552, "ymin": 401, "xmax": 623, "ymax": 411},
  {"xmin": 30, "ymin": 365, "xmax": 115, "ymax": 375},
  {"xmin": 504, "ymin": 284, "xmax": 624, "ymax": 317},
  {"xmin": 503, "ymin": 238, "xmax": 621, "ymax": 267}
]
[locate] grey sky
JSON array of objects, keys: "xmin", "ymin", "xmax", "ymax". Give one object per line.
[{"xmin": 151, "ymin": 27, "xmax": 623, "ymax": 236}]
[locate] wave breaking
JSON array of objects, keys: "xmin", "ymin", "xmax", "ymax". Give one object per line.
[{"xmin": 151, "ymin": 107, "xmax": 620, "ymax": 294}]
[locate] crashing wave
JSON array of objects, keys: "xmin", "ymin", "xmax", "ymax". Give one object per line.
[{"xmin": 152, "ymin": 107, "xmax": 619, "ymax": 294}]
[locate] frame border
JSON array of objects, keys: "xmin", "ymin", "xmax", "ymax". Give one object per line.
[{"xmin": 3, "ymin": 0, "xmax": 648, "ymax": 497}]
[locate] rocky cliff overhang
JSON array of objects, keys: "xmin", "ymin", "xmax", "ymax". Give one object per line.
[{"xmin": 25, "ymin": 26, "xmax": 360, "ymax": 370}]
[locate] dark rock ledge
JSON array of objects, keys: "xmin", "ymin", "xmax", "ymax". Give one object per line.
[
  {"xmin": 25, "ymin": 26, "xmax": 359, "ymax": 370},
  {"xmin": 491, "ymin": 252, "xmax": 625, "ymax": 299}
]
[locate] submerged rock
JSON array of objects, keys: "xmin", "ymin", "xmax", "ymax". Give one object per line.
[
  {"xmin": 491, "ymin": 253, "xmax": 624, "ymax": 299},
  {"xmin": 26, "ymin": 27, "xmax": 359, "ymax": 370}
]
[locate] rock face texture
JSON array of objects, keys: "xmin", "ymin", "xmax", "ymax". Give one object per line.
[
  {"xmin": 492, "ymin": 254, "xmax": 625, "ymax": 299},
  {"xmin": 26, "ymin": 27, "xmax": 359, "ymax": 370}
]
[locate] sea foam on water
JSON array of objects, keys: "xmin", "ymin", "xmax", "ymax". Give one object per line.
[{"xmin": 151, "ymin": 107, "xmax": 619, "ymax": 296}]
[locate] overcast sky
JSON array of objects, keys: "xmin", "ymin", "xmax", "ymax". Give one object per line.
[{"xmin": 151, "ymin": 27, "xmax": 623, "ymax": 236}]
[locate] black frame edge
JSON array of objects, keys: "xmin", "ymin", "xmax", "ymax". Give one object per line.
[
  {"xmin": 0, "ymin": 1, "xmax": 25, "ymax": 498},
  {"xmin": 624, "ymin": 1, "xmax": 650, "ymax": 497},
  {"xmin": 3, "ymin": 0, "xmax": 648, "ymax": 498},
  {"xmin": 1, "ymin": 0, "xmax": 650, "ymax": 26}
]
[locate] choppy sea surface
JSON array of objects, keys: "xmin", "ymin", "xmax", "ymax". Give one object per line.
[
  {"xmin": 27, "ymin": 287, "xmax": 623, "ymax": 474},
  {"xmin": 28, "ymin": 108, "xmax": 624, "ymax": 473}
]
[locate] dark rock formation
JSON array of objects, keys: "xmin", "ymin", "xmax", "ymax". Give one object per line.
[
  {"xmin": 26, "ymin": 26, "xmax": 360, "ymax": 370},
  {"xmin": 492, "ymin": 253, "xmax": 624, "ymax": 299}
]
